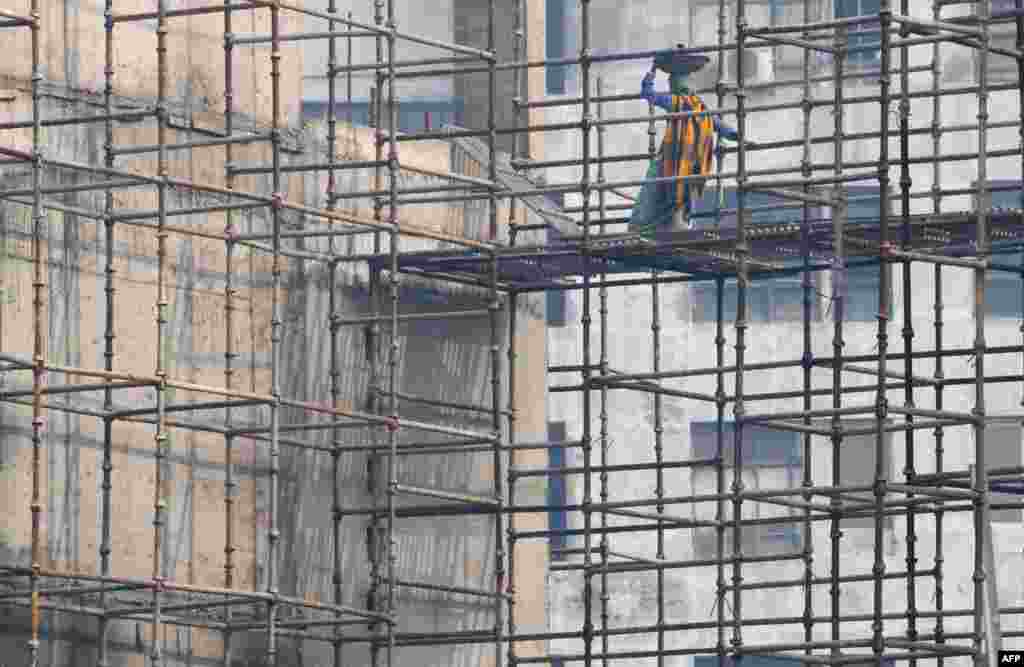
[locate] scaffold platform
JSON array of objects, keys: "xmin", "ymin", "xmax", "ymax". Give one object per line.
[{"xmin": 371, "ymin": 208, "xmax": 1024, "ymax": 289}]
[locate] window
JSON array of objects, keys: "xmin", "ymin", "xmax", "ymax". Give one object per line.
[
  {"xmin": 690, "ymin": 189, "xmax": 823, "ymax": 324},
  {"xmin": 690, "ymin": 421, "xmax": 804, "ymax": 559},
  {"xmin": 691, "ymin": 274, "xmax": 820, "ymax": 324},
  {"xmin": 835, "ymin": 0, "xmax": 881, "ymax": 66},
  {"xmin": 548, "ymin": 421, "xmax": 569, "ymax": 560},
  {"xmin": 547, "ymin": 291, "xmax": 568, "ymax": 326},
  {"xmin": 825, "ymin": 186, "xmax": 893, "ymax": 322},
  {"xmin": 980, "ymin": 181, "xmax": 1023, "ymax": 318},
  {"xmin": 836, "ymin": 263, "xmax": 891, "ymax": 322},
  {"xmin": 300, "ymin": 98, "xmax": 464, "ymax": 133},
  {"xmin": 984, "ymin": 250, "xmax": 1022, "ymax": 319},
  {"xmin": 985, "ymin": 421, "xmax": 1023, "ymax": 522},
  {"xmin": 546, "ymin": 0, "xmax": 568, "ymax": 95},
  {"xmin": 547, "ymin": 224, "xmax": 569, "ymax": 327},
  {"xmin": 828, "ymin": 419, "xmax": 893, "ymax": 528}
]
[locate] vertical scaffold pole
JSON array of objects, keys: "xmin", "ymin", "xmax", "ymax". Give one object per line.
[
  {"xmin": 933, "ymin": 262, "xmax": 947, "ymax": 667},
  {"xmin": 829, "ymin": 22, "xmax": 847, "ymax": 667},
  {"xmin": 974, "ymin": 1, "xmax": 995, "ymax": 666},
  {"xmin": 99, "ymin": 0, "xmax": 117, "ymax": 662},
  {"xmin": 594, "ymin": 75, "xmax": 611, "ymax": 667},
  {"xmin": 873, "ymin": 3, "xmax": 894, "ymax": 667},
  {"xmin": 714, "ymin": 3, "xmax": 730, "ymax": 663},
  {"xmin": 266, "ymin": 2, "xmax": 284, "ymax": 664},
  {"xmin": 509, "ymin": 0, "xmax": 524, "ymax": 241},
  {"xmin": 486, "ymin": 4, "xmax": 507, "ymax": 667},
  {"xmin": 898, "ymin": 0, "xmax": 919, "ymax": 659},
  {"xmin": 799, "ymin": 0, "xmax": 815, "ymax": 652},
  {"xmin": 506, "ymin": 286, "xmax": 519, "ymax": 667},
  {"xmin": 221, "ymin": 0, "xmax": 238, "ymax": 663},
  {"xmin": 731, "ymin": 0, "xmax": 750, "ymax": 661},
  {"xmin": 368, "ymin": 2, "xmax": 386, "ymax": 663},
  {"xmin": 326, "ymin": 3, "xmax": 344, "ymax": 666},
  {"xmin": 27, "ymin": 0, "xmax": 44, "ymax": 660},
  {"xmin": 385, "ymin": 2, "xmax": 399, "ymax": 665},
  {"xmin": 930, "ymin": 4, "xmax": 947, "ymax": 661},
  {"xmin": 579, "ymin": 2, "xmax": 595, "ymax": 667},
  {"xmin": 151, "ymin": 0, "xmax": 171, "ymax": 661}
]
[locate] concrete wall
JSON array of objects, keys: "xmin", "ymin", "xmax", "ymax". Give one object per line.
[
  {"xmin": 0, "ymin": 3, "xmax": 550, "ymax": 665},
  {"xmin": 545, "ymin": 0, "xmax": 1024, "ymax": 663},
  {"xmin": 302, "ymin": 0, "xmax": 547, "ymax": 160},
  {"xmin": 302, "ymin": 1, "xmax": 456, "ymax": 103}
]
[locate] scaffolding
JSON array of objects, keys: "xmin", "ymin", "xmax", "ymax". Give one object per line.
[{"xmin": 1, "ymin": 0, "xmax": 1024, "ymax": 665}]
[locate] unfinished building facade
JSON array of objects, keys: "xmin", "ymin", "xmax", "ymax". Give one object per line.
[{"xmin": 1, "ymin": 0, "xmax": 1023, "ymax": 667}]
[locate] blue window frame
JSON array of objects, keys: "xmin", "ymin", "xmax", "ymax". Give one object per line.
[
  {"xmin": 301, "ymin": 98, "xmax": 464, "ymax": 133},
  {"xmin": 983, "ymin": 181, "xmax": 1023, "ymax": 318},
  {"xmin": 690, "ymin": 421, "xmax": 804, "ymax": 555},
  {"xmin": 546, "ymin": 0, "xmax": 568, "ymax": 94},
  {"xmin": 690, "ymin": 189, "xmax": 822, "ymax": 324},
  {"xmin": 548, "ymin": 421, "xmax": 569, "ymax": 560},
  {"xmin": 835, "ymin": 0, "xmax": 881, "ymax": 66}
]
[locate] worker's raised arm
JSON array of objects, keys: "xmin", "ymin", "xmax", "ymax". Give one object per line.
[
  {"xmin": 641, "ymin": 71, "xmax": 674, "ymax": 111},
  {"xmin": 714, "ymin": 119, "xmax": 739, "ymax": 142}
]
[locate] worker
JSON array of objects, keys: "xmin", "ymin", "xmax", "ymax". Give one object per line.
[{"xmin": 629, "ymin": 45, "xmax": 745, "ymax": 240}]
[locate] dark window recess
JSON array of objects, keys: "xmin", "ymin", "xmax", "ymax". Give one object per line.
[
  {"xmin": 826, "ymin": 186, "xmax": 893, "ymax": 322},
  {"xmin": 835, "ymin": 419, "xmax": 893, "ymax": 529},
  {"xmin": 547, "ymin": 291, "xmax": 568, "ymax": 327},
  {"xmin": 835, "ymin": 263, "xmax": 892, "ymax": 323},
  {"xmin": 690, "ymin": 421, "xmax": 804, "ymax": 558},
  {"xmin": 548, "ymin": 421, "xmax": 569, "ymax": 560},
  {"xmin": 690, "ymin": 189, "xmax": 822, "ymax": 323},
  {"xmin": 835, "ymin": 0, "xmax": 881, "ymax": 66},
  {"xmin": 546, "ymin": 0, "xmax": 568, "ymax": 94},
  {"xmin": 986, "ymin": 422, "xmax": 1023, "ymax": 523},
  {"xmin": 693, "ymin": 521, "xmax": 805, "ymax": 559},
  {"xmin": 301, "ymin": 98, "xmax": 464, "ymax": 133},
  {"xmin": 690, "ymin": 421, "xmax": 802, "ymax": 466},
  {"xmin": 691, "ymin": 275, "xmax": 819, "ymax": 323},
  {"xmin": 983, "ymin": 183, "xmax": 1024, "ymax": 318},
  {"xmin": 547, "ymin": 224, "xmax": 569, "ymax": 326}
]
